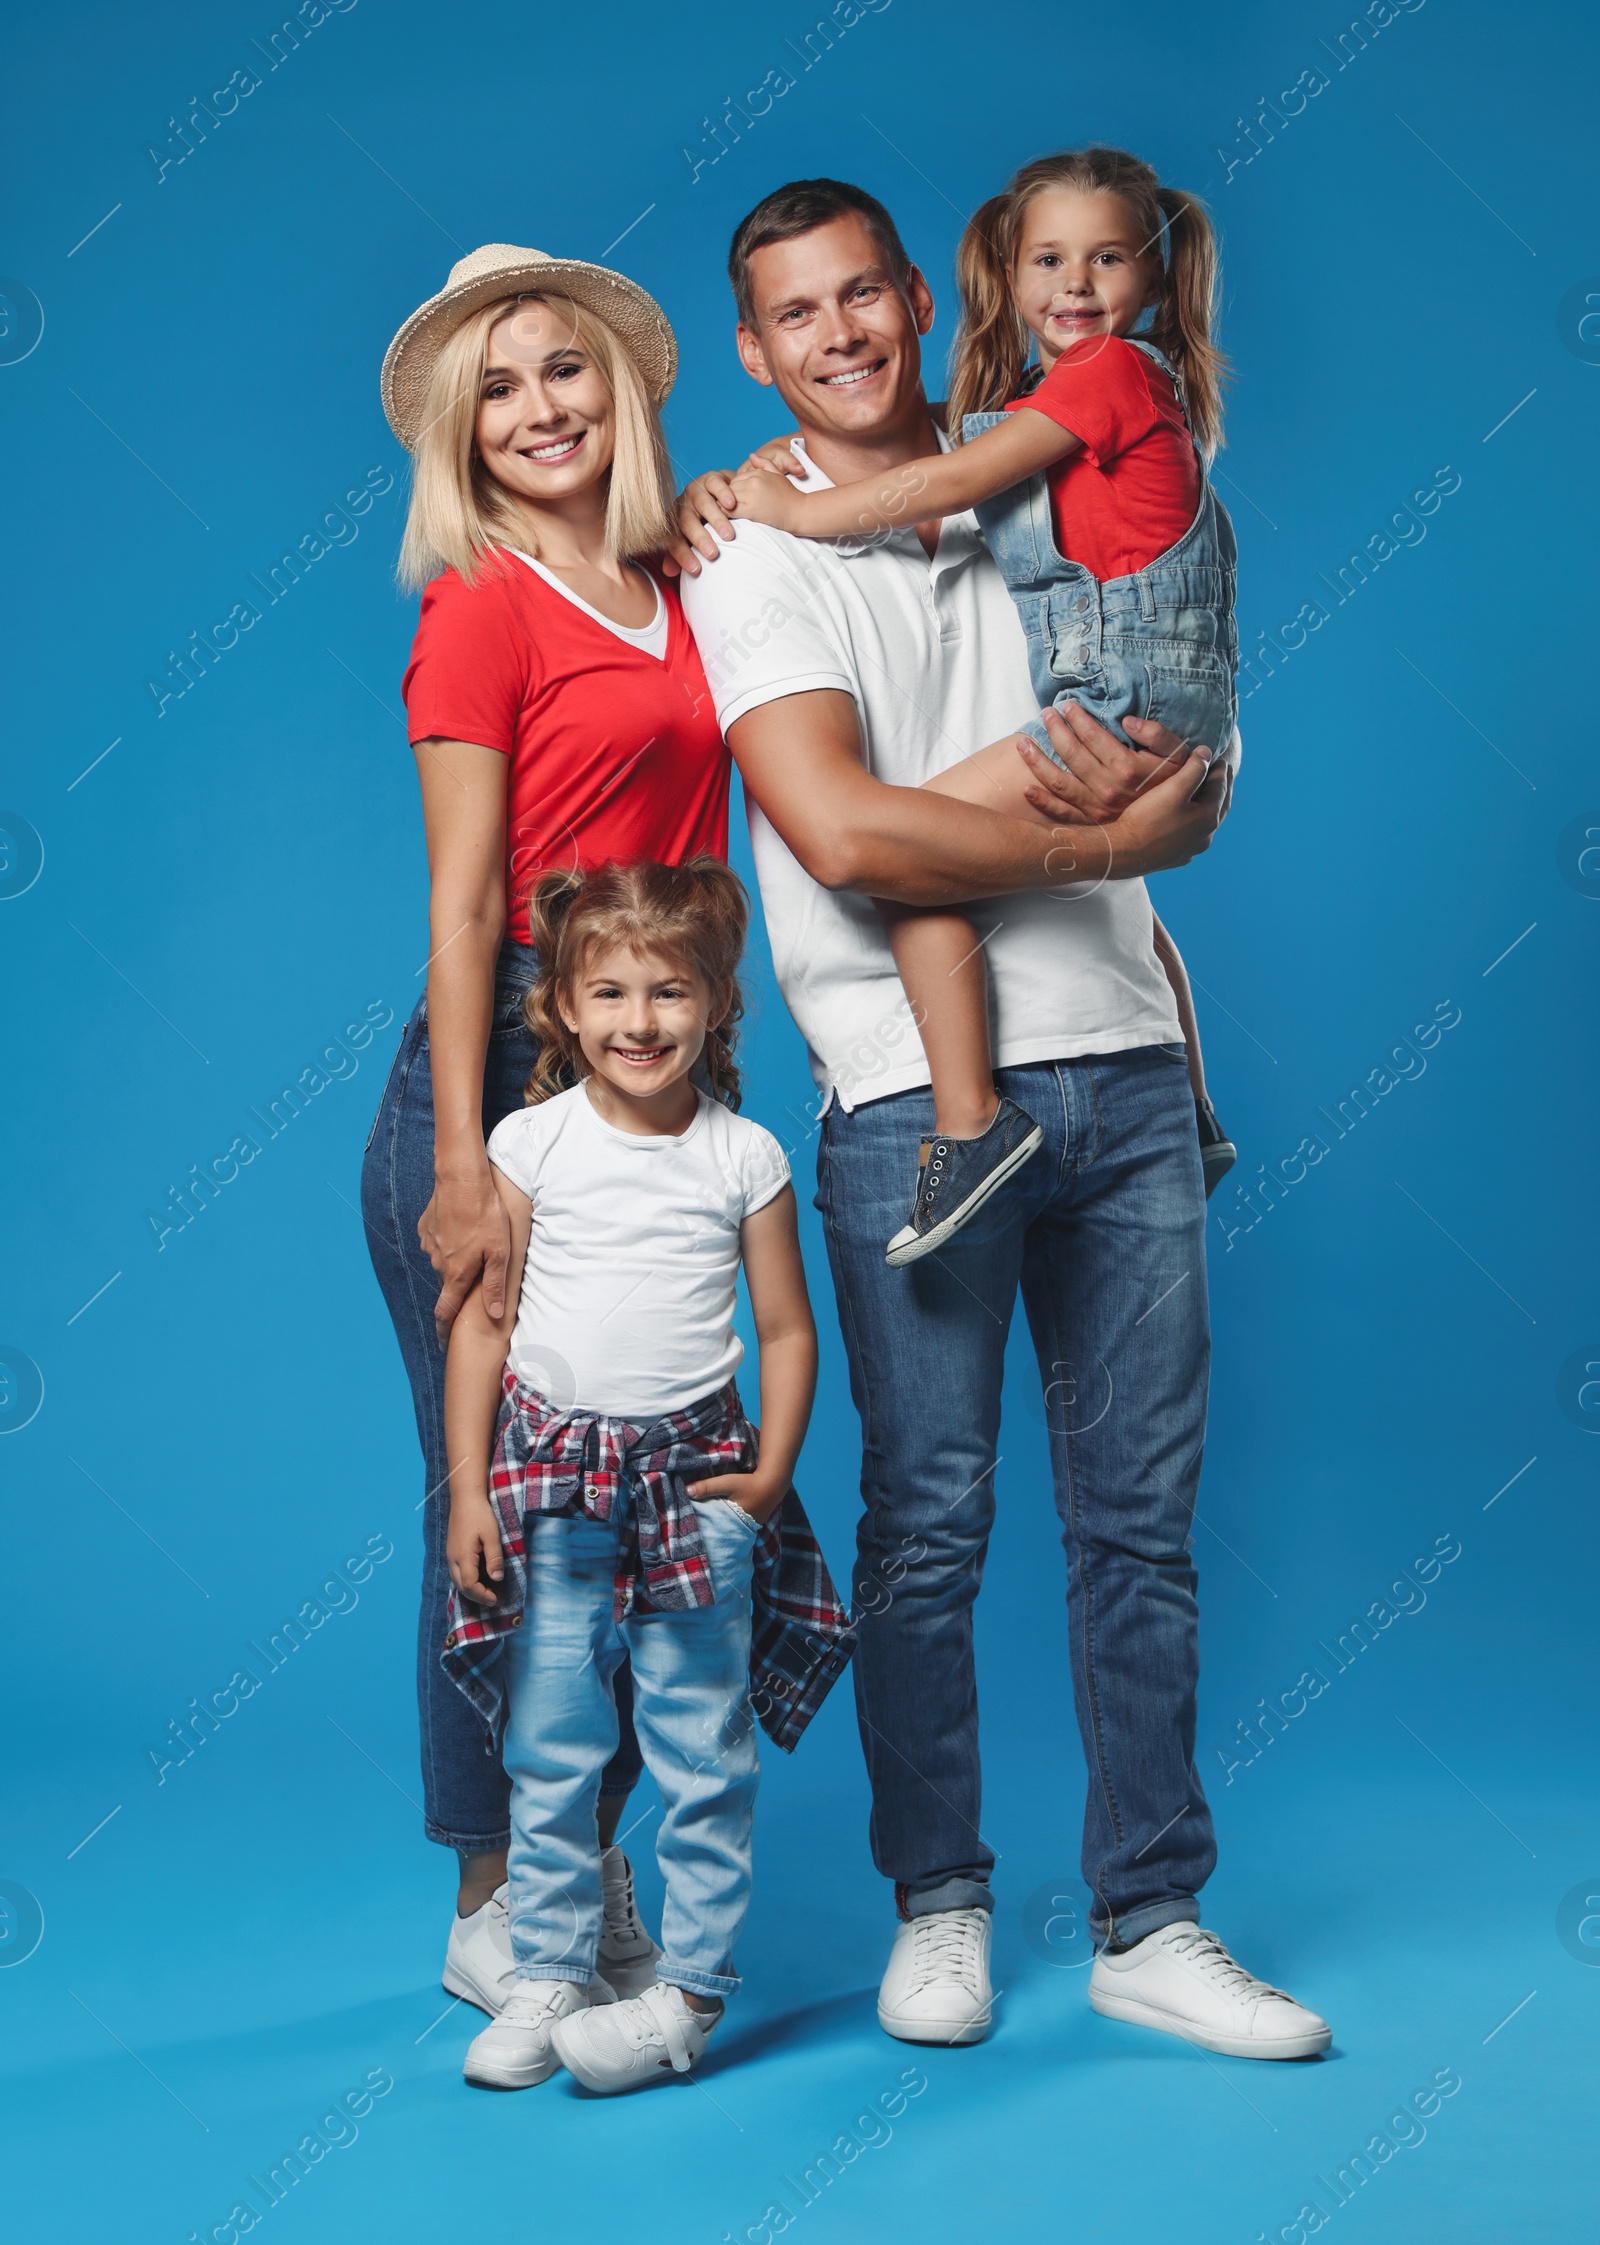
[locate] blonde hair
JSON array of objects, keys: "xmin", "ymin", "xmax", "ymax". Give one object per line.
[
  {"xmin": 397, "ymin": 291, "xmax": 677, "ymax": 589},
  {"xmin": 949, "ymin": 147, "xmax": 1228, "ymax": 458},
  {"xmin": 522, "ymin": 860, "xmax": 750, "ymax": 1110}
]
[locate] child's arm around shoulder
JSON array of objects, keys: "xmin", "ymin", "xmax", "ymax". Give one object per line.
[
  {"xmin": 444, "ymin": 1163, "xmax": 534, "ymax": 1605},
  {"xmin": 687, "ymin": 1175, "xmax": 817, "ymax": 1525},
  {"xmin": 728, "ymin": 409, "xmax": 1080, "ymax": 542}
]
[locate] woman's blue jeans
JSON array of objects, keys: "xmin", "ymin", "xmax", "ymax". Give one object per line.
[
  {"xmin": 818, "ymin": 1043, "xmax": 1217, "ymax": 1947},
  {"xmin": 360, "ymin": 941, "xmax": 643, "ymax": 1850}
]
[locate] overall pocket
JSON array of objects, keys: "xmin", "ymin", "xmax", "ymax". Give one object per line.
[{"xmin": 1129, "ymin": 651, "xmax": 1235, "ymax": 755}]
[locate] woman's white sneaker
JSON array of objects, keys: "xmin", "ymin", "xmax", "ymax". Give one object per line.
[
  {"xmin": 463, "ymin": 1977, "xmax": 613, "ymax": 2088},
  {"xmin": 1089, "ymin": 1922, "xmax": 1331, "ymax": 2058},
  {"xmin": 877, "ymin": 1907, "xmax": 994, "ymax": 2045},
  {"xmin": 597, "ymin": 1845, "xmax": 661, "ymax": 1998},
  {"xmin": 442, "ymin": 1884, "xmax": 518, "ymax": 2017},
  {"xmin": 552, "ymin": 1982, "xmax": 718, "ymax": 2094}
]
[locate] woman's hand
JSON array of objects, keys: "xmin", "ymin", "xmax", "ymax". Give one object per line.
[
  {"xmin": 659, "ymin": 444, "xmax": 807, "ymax": 576},
  {"xmin": 447, "ymin": 1489, "xmax": 505, "ymax": 1606},
  {"xmin": 660, "ymin": 469, "xmax": 739, "ymax": 576},
  {"xmin": 419, "ymin": 1162, "xmax": 512, "ymax": 1346},
  {"xmin": 685, "ymin": 1467, "xmax": 787, "ymax": 1526}
]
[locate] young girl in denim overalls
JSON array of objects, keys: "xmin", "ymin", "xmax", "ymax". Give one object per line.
[{"xmin": 731, "ymin": 147, "xmax": 1239, "ymax": 1261}]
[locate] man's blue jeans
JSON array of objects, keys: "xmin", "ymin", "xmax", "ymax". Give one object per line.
[{"xmin": 817, "ymin": 1044, "xmax": 1217, "ymax": 1948}]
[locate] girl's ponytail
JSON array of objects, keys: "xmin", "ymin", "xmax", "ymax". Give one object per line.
[
  {"xmin": 523, "ymin": 868, "xmax": 589, "ymax": 1104},
  {"xmin": 949, "ymin": 148, "xmax": 1228, "ymax": 458},
  {"xmin": 681, "ymin": 856, "xmax": 747, "ymax": 1112},
  {"xmin": 1150, "ymin": 185, "xmax": 1226, "ymax": 459},
  {"xmin": 519, "ymin": 857, "xmax": 750, "ymax": 1111},
  {"xmin": 948, "ymin": 193, "xmax": 1031, "ymax": 434}
]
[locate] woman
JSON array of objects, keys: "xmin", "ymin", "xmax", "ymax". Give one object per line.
[{"xmin": 362, "ymin": 244, "xmax": 730, "ymax": 2016}]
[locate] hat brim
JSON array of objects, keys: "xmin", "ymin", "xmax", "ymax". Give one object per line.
[{"xmin": 381, "ymin": 254, "xmax": 678, "ymax": 449}]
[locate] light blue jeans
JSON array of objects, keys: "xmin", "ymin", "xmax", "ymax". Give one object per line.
[{"xmin": 502, "ymin": 1494, "xmax": 761, "ymax": 2000}]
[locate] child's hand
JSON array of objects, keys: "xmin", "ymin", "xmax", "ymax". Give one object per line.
[
  {"xmin": 447, "ymin": 1494, "xmax": 505, "ymax": 1606},
  {"xmin": 685, "ymin": 1468, "xmax": 786, "ymax": 1526},
  {"xmin": 743, "ymin": 437, "xmax": 807, "ymax": 480},
  {"xmin": 727, "ymin": 463, "xmax": 806, "ymax": 531}
]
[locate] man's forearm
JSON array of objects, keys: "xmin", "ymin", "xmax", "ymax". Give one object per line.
[
  {"xmin": 823, "ymin": 784, "xmax": 1107, "ymax": 904},
  {"xmin": 728, "ymin": 688, "xmax": 1219, "ymax": 905}
]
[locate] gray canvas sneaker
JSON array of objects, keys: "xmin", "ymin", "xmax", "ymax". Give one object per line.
[{"xmin": 885, "ymin": 1098, "xmax": 1044, "ymax": 1267}]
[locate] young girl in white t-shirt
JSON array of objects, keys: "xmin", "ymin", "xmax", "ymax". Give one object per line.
[{"xmin": 441, "ymin": 857, "xmax": 850, "ymax": 2096}]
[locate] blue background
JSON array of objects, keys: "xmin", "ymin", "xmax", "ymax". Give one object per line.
[{"xmin": 3, "ymin": 0, "xmax": 1597, "ymax": 2237}]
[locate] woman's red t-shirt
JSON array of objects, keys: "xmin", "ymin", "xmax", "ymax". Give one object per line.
[
  {"xmin": 403, "ymin": 554, "xmax": 730, "ymax": 942},
  {"xmin": 1008, "ymin": 335, "xmax": 1200, "ymax": 583}
]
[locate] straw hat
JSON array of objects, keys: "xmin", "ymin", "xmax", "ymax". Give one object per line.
[{"xmin": 381, "ymin": 243, "xmax": 678, "ymax": 449}]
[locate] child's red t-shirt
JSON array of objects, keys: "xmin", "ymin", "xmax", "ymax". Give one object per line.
[{"xmin": 1006, "ymin": 335, "xmax": 1200, "ymax": 583}]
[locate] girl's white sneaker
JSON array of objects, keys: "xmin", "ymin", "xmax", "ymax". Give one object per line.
[
  {"xmin": 463, "ymin": 1977, "xmax": 614, "ymax": 2089},
  {"xmin": 552, "ymin": 1982, "xmax": 718, "ymax": 2094},
  {"xmin": 597, "ymin": 1845, "xmax": 662, "ymax": 1998},
  {"xmin": 1089, "ymin": 1921, "xmax": 1332, "ymax": 2058}
]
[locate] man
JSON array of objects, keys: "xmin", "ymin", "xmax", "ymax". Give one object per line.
[{"xmin": 676, "ymin": 178, "xmax": 1329, "ymax": 2060}]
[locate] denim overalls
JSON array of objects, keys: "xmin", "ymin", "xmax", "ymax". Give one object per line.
[{"xmin": 964, "ymin": 338, "xmax": 1237, "ymax": 757}]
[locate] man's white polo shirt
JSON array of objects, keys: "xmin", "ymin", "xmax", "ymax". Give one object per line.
[{"xmin": 679, "ymin": 439, "xmax": 1182, "ymax": 1112}]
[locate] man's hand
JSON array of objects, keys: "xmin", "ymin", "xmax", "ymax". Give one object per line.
[
  {"xmin": 419, "ymin": 1164, "xmax": 511, "ymax": 1348},
  {"xmin": 660, "ymin": 445, "xmax": 807, "ymax": 576},
  {"xmin": 1018, "ymin": 704, "xmax": 1227, "ymax": 826},
  {"xmin": 1095, "ymin": 748, "xmax": 1233, "ymax": 877},
  {"xmin": 446, "ymin": 1489, "xmax": 505, "ymax": 1606}
]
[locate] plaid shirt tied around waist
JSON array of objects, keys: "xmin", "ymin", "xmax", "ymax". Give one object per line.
[{"xmin": 442, "ymin": 1373, "xmax": 854, "ymax": 1754}]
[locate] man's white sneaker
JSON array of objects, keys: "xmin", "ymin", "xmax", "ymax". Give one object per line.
[
  {"xmin": 597, "ymin": 1846, "xmax": 661, "ymax": 1999},
  {"xmin": 442, "ymin": 1884, "xmax": 518, "ymax": 2017},
  {"xmin": 877, "ymin": 1907, "xmax": 994, "ymax": 2046},
  {"xmin": 463, "ymin": 1977, "xmax": 614, "ymax": 2089},
  {"xmin": 552, "ymin": 1982, "xmax": 719, "ymax": 2094},
  {"xmin": 1089, "ymin": 1921, "xmax": 1332, "ymax": 2059}
]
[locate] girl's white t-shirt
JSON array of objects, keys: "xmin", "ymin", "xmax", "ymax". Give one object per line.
[{"xmin": 487, "ymin": 1084, "xmax": 792, "ymax": 1420}]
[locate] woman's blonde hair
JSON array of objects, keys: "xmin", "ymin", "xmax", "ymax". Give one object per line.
[
  {"xmin": 948, "ymin": 147, "xmax": 1228, "ymax": 458},
  {"xmin": 397, "ymin": 291, "xmax": 677, "ymax": 589},
  {"xmin": 521, "ymin": 860, "xmax": 750, "ymax": 1110}
]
